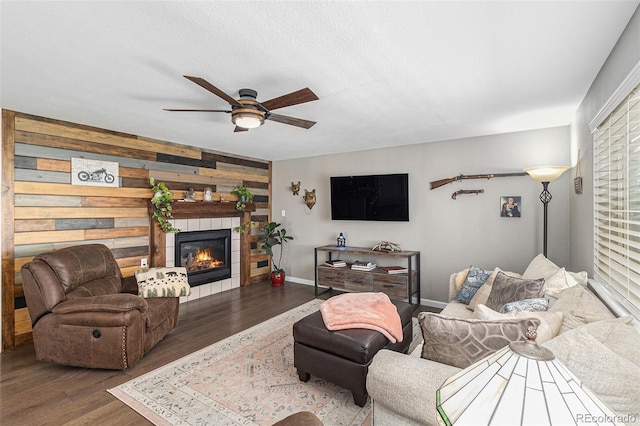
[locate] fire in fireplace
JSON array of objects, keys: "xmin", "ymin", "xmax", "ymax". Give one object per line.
[{"xmin": 174, "ymin": 229, "xmax": 232, "ymax": 287}]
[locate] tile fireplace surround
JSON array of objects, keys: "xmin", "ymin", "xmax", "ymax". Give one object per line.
[{"xmin": 166, "ymin": 217, "xmax": 241, "ymax": 304}]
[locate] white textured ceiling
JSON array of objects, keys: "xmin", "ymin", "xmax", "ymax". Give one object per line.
[{"xmin": 1, "ymin": 1, "xmax": 638, "ymax": 161}]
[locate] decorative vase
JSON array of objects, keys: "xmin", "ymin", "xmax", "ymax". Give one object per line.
[{"xmin": 271, "ymin": 271, "xmax": 285, "ymax": 287}]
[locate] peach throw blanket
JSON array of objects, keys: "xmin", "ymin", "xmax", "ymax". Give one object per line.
[{"xmin": 319, "ymin": 292, "xmax": 403, "ymax": 343}]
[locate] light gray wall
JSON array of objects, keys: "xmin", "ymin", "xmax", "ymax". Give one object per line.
[
  {"xmin": 272, "ymin": 126, "xmax": 570, "ymax": 305},
  {"xmin": 569, "ymin": 5, "xmax": 640, "ymax": 275}
]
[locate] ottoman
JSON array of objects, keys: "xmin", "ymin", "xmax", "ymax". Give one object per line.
[{"xmin": 293, "ymin": 298, "xmax": 413, "ymax": 407}]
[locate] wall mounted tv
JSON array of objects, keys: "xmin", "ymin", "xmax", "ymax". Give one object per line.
[{"xmin": 330, "ymin": 173, "xmax": 409, "ymax": 221}]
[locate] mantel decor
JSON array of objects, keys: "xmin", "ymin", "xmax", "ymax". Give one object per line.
[
  {"xmin": 230, "ymin": 184, "xmax": 254, "ymax": 211},
  {"xmin": 150, "ymin": 177, "xmax": 180, "ymax": 233}
]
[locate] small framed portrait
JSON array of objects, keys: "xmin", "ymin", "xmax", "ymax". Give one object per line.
[{"xmin": 500, "ymin": 196, "xmax": 521, "ymax": 218}]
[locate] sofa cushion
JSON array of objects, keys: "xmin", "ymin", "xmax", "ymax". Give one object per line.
[
  {"xmin": 548, "ymin": 284, "xmax": 615, "ymax": 333},
  {"xmin": 135, "ymin": 267, "xmax": 191, "ymax": 298},
  {"xmin": 522, "ymin": 253, "xmax": 588, "ymax": 286},
  {"xmin": 485, "ymin": 272, "xmax": 545, "ymax": 312},
  {"xmin": 473, "ymin": 304, "xmax": 562, "ymax": 343},
  {"xmin": 467, "ymin": 267, "xmax": 521, "ymax": 311},
  {"xmin": 417, "ymin": 312, "xmax": 540, "ymax": 369},
  {"xmin": 440, "ymin": 300, "xmax": 475, "ymax": 319},
  {"xmin": 543, "ymin": 317, "xmax": 640, "ymax": 416},
  {"xmin": 453, "ymin": 266, "xmax": 491, "ymax": 305},
  {"xmin": 500, "ymin": 297, "xmax": 549, "ymax": 313}
]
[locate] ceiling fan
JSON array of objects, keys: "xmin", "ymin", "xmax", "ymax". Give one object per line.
[{"xmin": 164, "ymin": 75, "xmax": 319, "ymax": 132}]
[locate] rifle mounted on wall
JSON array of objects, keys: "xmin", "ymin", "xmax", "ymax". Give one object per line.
[{"xmin": 430, "ymin": 172, "xmax": 528, "ymax": 190}]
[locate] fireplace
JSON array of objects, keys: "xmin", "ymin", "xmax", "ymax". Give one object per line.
[{"xmin": 174, "ymin": 229, "xmax": 232, "ymax": 287}]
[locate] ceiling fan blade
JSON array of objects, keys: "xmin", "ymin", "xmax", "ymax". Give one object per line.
[
  {"xmin": 267, "ymin": 113, "xmax": 316, "ymax": 129},
  {"xmin": 260, "ymin": 88, "xmax": 318, "ymax": 111},
  {"xmin": 183, "ymin": 75, "xmax": 241, "ymax": 107},
  {"xmin": 234, "ymin": 126, "xmax": 249, "ymax": 133},
  {"xmin": 163, "ymin": 109, "xmax": 231, "ymax": 113}
]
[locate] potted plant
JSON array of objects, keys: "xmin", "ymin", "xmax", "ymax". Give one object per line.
[
  {"xmin": 231, "ymin": 184, "xmax": 254, "ymax": 211},
  {"xmin": 150, "ymin": 177, "xmax": 180, "ymax": 233},
  {"xmin": 256, "ymin": 222, "xmax": 294, "ymax": 287}
]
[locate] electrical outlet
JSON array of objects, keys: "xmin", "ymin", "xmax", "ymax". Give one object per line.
[{"xmin": 141, "ymin": 258, "xmax": 148, "ymax": 268}]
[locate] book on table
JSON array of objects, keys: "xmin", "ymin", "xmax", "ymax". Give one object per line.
[
  {"xmin": 351, "ymin": 263, "xmax": 377, "ymax": 271},
  {"xmin": 378, "ymin": 266, "xmax": 409, "ymax": 274},
  {"xmin": 352, "ymin": 260, "xmax": 374, "ymax": 267},
  {"xmin": 324, "ymin": 260, "xmax": 347, "ymax": 268}
]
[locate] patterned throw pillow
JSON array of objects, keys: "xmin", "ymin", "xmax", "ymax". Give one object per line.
[
  {"xmin": 135, "ymin": 267, "xmax": 191, "ymax": 298},
  {"xmin": 418, "ymin": 312, "xmax": 540, "ymax": 369},
  {"xmin": 500, "ymin": 298, "xmax": 549, "ymax": 313},
  {"xmin": 453, "ymin": 266, "xmax": 491, "ymax": 305},
  {"xmin": 485, "ymin": 272, "xmax": 545, "ymax": 312},
  {"xmin": 467, "ymin": 267, "xmax": 522, "ymax": 311}
]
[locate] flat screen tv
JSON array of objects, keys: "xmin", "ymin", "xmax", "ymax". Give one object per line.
[{"xmin": 330, "ymin": 173, "xmax": 409, "ymax": 221}]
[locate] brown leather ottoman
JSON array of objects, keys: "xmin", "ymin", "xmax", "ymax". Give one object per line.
[{"xmin": 293, "ymin": 298, "xmax": 413, "ymax": 407}]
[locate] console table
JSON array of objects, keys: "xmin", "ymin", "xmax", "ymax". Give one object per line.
[{"xmin": 314, "ymin": 245, "xmax": 420, "ymax": 307}]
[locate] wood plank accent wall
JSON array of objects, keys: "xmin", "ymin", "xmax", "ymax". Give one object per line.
[{"xmin": 1, "ymin": 110, "xmax": 272, "ymax": 350}]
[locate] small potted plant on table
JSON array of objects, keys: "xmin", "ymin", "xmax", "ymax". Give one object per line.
[{"xmin": 257, "ymin": 222, "xmax": 294, "ymax": 287}]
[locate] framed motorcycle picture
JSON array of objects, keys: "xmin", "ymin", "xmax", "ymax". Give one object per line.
[{"xmin": 71, "ymin": 158, "xmax": 119, "ymax": 187}]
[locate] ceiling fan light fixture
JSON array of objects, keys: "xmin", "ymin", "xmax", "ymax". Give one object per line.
[{"xmin": 231, "ymin": 109, "xmax": 265, "ymax": 129}]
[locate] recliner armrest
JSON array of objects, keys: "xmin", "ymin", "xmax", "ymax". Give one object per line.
[{"xmin": 53, "ymin": 293, "xmax": 148, "ymax": 315}]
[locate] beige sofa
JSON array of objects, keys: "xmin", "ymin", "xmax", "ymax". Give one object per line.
[{"xmin": 367, "ymin": 255, "xmax": 640, "ymax": 426}]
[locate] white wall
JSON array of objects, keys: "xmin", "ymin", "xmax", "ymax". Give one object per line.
[
  {"xmin": 570, "ymin": 5, "xmax": 640, "ymax": 275},
  {"xmin": 272, "ymin": 126, "xmax": 570, "ymax": 305}
]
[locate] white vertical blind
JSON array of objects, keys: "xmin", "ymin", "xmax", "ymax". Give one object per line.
[{"xmin": 594, "ymin": 81, "xmax": 640, "ymax": 310}]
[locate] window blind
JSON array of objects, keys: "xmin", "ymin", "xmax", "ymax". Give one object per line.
[{"xmin": 593, "ymin": 81, "xmax": 640, "ymax": 311}]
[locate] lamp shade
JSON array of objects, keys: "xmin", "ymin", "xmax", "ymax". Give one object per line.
[
  {"xmin": 436, "ymin": 337, "xmax": 622, "ymax": 425},
  {"xmin": 231, "ymin": 108, "xmax": 265, "ymax": 129},
  {"xmin": 523, "ymin": 166, "xmax": 570, "ymax": 183}
]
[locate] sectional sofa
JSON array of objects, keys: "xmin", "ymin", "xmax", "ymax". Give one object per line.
[{"xmin": 367, "ymin": 255, "xmax": 640, "ymax": 425}]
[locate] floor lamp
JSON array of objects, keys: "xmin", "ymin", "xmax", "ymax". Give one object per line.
[{"xmin": 523, "ymin": 166, "xmax": 570, "ymax": 258}]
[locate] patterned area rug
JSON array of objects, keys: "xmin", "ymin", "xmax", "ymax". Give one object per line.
[{"xmin": 109, "ymin": 300, "xmax": 379, "ymax": 426}]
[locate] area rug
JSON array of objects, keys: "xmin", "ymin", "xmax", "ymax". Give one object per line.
[{"xmin": 111, "ymin": 299, "xmax": 417, "ymax": 426}]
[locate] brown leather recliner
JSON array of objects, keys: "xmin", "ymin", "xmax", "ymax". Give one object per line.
[{"xmin": 21, "ymin": 244, "xmax": 179, "ymax": 370}]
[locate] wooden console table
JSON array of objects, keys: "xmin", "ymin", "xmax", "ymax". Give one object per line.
[{"xmin": 314, "ymin": 245, "xmax": 420, "ymax": 307}]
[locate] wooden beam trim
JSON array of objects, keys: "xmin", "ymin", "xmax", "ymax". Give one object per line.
[{"xmin": 2, "ymin": 109, "xmax": 16, "ymax": 349}]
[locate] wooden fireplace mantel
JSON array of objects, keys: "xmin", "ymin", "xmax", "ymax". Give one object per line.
[{"xmin": 149, "ymin": 201, "xmax": 256, "ymax": 286}]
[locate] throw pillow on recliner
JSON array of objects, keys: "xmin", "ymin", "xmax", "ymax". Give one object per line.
[
  {"xmin": 417, "ymin": 312, "xmax": 540, "ymax": 369},
  {"xmin": 135, "ymin": 267, "xmax": 191, "ymax": 298}
]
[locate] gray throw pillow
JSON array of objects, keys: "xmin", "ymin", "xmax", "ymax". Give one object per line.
[
  {"xmin": 485, "ymin": 272, "xmax": 545, "ymax": 312},
  {"xmin": 418, "ymin": 312, "xmax": 540, "ymax": 369}
]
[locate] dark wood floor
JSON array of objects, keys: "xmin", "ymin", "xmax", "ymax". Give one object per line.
[{"xmin": 0, "ymin": 282, "xmax": 437, "ymax": 425}]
